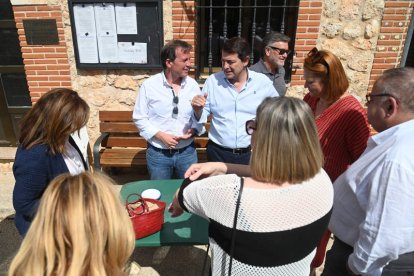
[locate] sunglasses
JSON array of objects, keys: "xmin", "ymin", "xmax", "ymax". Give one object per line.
[
  {"xmin": 307, "ymin": 47, "xmax": 329, "ymax": 69},
  {"xmin": 365, "ymin": 93, "xmax": 399, "ymax": 104},
  {"xmin": 171, "ymin": 89, "xmax": 179, "ymax": 118},
  {"xmin": 268, "ymin": 46, "xmax": 291, "ymax": 56},
  {"xmin": 245, "ymin": 119, "xmax": 256, "ymax": 135}
]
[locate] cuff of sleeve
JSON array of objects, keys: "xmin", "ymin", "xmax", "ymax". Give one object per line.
[{"xmin": 177, "ymin": 178, "xmax": 193, "ymax": 212}]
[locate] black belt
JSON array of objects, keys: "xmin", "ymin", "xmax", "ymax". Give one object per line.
[
  {"xmin": 148, "ymin": 142, "xmax": 193, "ymax": 154},
  {"xmin": 208, "ymin": 140, "xmax": 251, "ymax": 155}
]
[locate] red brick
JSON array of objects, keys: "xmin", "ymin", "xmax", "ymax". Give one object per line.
[
  {"xmin": 22, "ymin": 53, "xmax": 45, "ymax": 59},
  {"xmin": 383, "ymin": 15, "xmax": 409, "ymax": 21},
  {"xmin": 27, "ymin": 81, "xmax": 39, "ymax": 86},
  {"xmin": 25, "ymin": 12, "xmax": 51, "ymax": 17},
  {"xmin": 296, "ymin": 33, "xmax": 318, "ymax": 39},
  {"xmin": 32, "ymin": 47, "xmax": 56, "ymax": 53},
  {"xmin": 380, "ymin": 27, "xmax": 406, "ymax": 33},
  {"xmin": 310, "ymin": 2, "xmax": 322, "ymax": 7},
  {"xmin": 385, "ymin": 2, "xmax": 411, "ymax": 8},
  {"xmin": 59, "ymin": 70, "xmax": 70, "ymax": 75},
  {"xmin": 377, "ymin": 40, "xmax": 402, "ymax": 46},
  {"xmin": 30, "ymin": 87, "xmax": 49, "ymax": 92},
  {"xmin": 57, "ymin": 59, "xmax": 69, "ymax": 64},
  {"xmin": 36, "ymin": 70, "xmax": 59, "ymax": 75},
  {"xmin": 60, "ymin": 81, "xmax": 72, "ymax": 86},
  {"xmin": 299, "ymin": 8, "xmax": 322, "ymax": 14},
  {"xmin": 27, "ymin": 76, "xmax": 48, "ymax": 81},
  {"xmin": 35, "ymin": 6, "xmax": 52, "ymax": 11},
  {"xmin": 375, "ymin": 52, "xmax": 398, "ymax": 58},
  {"xmin": 306, "ymin": 15, "xmax": 321, "ymax": 21},
  {"xmin": 34, "ymin": 59, "xmax": 57, "ymax": 64},
  {"xmin": 13, "ymin": 12, "xmax": 26, "ymax": 18},
  {"xmin": 22, "ymin": 59, "xmax": 34, "ymax": 65},
  {"xmin": 47, "ymin": 65, "xmax": 70, "ymax": 70},
  {"xmin": 50, "ymin": 11, "xmax": 62, "ymax": 17},
  {"xmin": 49, "ymin": 76, "xmax": 71, "ymax": 81},
  {"xmin": 372, "ymin": 63, "xmax": 396, "ymax": 69},
  {"xmin": 25, "ymin": 65, "xmax": 47, "ymax": 70},
  {"xmin": 14, "ymin": 6, "xmax": 37, "ymax": 11},
  {"xmin": 21, "ymin": 48, "xmax": 33, "ymax": 53},
  {"xmin": 38, "ymin": 81, "xmax": 61, "ymax": 86},
  {"xmin": 44, "ymin": 53, "xmax": 68, "ymax": 58}
]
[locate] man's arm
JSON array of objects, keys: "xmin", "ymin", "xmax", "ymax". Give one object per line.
[{"xmin": 348, "ymin": 161, "xmax": 414, "ymax": 274}]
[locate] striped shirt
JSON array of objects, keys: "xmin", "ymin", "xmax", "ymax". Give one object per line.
[{"xmin": 304, "ymin": 94, "xmax": 370, "ymax": 181}]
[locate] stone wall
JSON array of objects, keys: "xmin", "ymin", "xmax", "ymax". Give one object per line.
[{"xmin": 290, "ymin": 0, "xmax": 384, "ymax": 101}]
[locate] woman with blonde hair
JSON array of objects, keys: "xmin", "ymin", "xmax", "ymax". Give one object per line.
[
  {"xmin": 13, "ymin": 88, "xmax": 90, "ymax": 235},
  {"xmin": 171, "ymin": 97, "xmax": 333, "ymax": 275},
  {"xmin": 8, "ymin": 172, "xmax": 135, "ymax": 276}
]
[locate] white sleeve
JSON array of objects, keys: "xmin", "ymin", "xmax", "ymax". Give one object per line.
[
  {"xmin": 132, "ymin": 83, "xmax": 159, "ymax": 140},
  {"xmin": 348, "ymin": 161, "xmax": 414, "ymax": 275}
]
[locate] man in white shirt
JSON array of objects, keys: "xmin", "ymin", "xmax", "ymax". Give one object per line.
[
  {"xmin": 133, "ymin": 40, "xmax": 203, "ymax": 179},
  {"xmin": 322, "ymin": 67, "xmax": 414, "ymax": 276},
  {"xmin": 192, "ymin": 37, "xmax": 278, "ymax": 165}
]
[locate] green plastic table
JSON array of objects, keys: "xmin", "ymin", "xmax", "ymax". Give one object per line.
[{"xmin": 120, "ymin": 179, "xmax": 209, "ymax": 247}]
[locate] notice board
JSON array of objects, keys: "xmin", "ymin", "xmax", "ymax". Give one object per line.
[{"xmin": 68, "ymin": 0, "xmax": 163, "ymax": 69}]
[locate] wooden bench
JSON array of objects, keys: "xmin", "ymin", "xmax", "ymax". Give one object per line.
[{"xmin": 93, "ymin": 111, "xmax": 209, "ymax": 171}]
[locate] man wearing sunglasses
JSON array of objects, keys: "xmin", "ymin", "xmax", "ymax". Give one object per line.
[
  {"xmin": 249, "ymin": 31, "xmax": 291, "ymax": 96},
  {"xmin": 192, "ymin": 37, "xmax": 278, "ymax": 165},
  {"xmin": 133, "ymin": 40, "xmax": 204, "ymax": 180},
  {"xmin": 322, "ymin": 67, "xmax": 414, "ymax": 275}
]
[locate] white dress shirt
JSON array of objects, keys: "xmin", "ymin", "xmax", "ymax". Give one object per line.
[
  {"xmin": 329, "ymin": 119, "xmax": 414, "ymax": 275},
  {"xmin": 198, "ymin": 70, "xmax": 278, "ymax": 149},
  {"xmin": 133, "ymin": 72, "xmax": 204, "ymax": 149}
]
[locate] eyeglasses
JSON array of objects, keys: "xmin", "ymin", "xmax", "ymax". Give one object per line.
[
  {"xmin": 245, "ymin": 119, "xmax": 256, "ymax": 135},
  {"xmin": 365, "ymin": 93, "xmax": 399, "ymax": 103},
  {"xmin": 171, "ymin": 88, "xmax": 179, "ymax": 118},
  {"xmin": 268, "ymin": 46, "xmax": 291, "ymax": 56}
]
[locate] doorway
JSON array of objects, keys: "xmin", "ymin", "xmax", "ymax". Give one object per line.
[{"xmin": 0, "ymin": 0, "xmax": 31, "ymax": 146}]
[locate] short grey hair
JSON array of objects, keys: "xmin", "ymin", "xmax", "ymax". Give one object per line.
[
  {"xmin": 374, "ymin": 67, "xmax": 414, "ymax": 113},
  {"xmin": 261, "ymin": 31, "xmax": 290, "ymax": 57}
]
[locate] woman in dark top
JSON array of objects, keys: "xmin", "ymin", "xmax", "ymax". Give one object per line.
[{"xmin": 13, "ymin": 88, "xmax": 89, "ymax": 235}]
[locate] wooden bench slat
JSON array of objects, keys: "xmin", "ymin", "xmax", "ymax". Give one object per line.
[
  {"xmin": 105, "ymin": 137, "xmax": 148, "ymax": 148},
  {"xmin": 100, "ymin": 122, "xmax": 138, "ymax": 133},
  {"xmin": 100, "ymin": 110, "xmax": 133, "ymax": 121},
  {"xmin": 95, "ymin": 110, "xmax": 209, "ymax": 170}
]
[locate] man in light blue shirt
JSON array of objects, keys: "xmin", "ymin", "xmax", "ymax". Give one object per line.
[
  {"xmin": 192, "ymin": 37, "xmax": 278, "ymax": 164},
  {"xmin": 133, "ymin": 40, "xmax": 203, "ymax": 179}
]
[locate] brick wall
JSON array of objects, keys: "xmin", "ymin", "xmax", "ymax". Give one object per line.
[
  {"xmin": 172, "ymin": 0, "xmax": 197, "ymax": 66},
  {"xmin": 290, "ymin": 0, "xmax": 323, "ymax": 86},
  {"xmin": 12, "ymin": 5, "xmax": 71, "ymax": 104},
  {"xmin": 368, "ymin": 1, "xmax": 414, "ymax": 92}
]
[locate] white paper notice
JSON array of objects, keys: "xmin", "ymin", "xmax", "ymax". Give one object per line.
[
  {"xmin": 73, "ymin": 4, "xmax": 98, "ymax": 63},
  {"xmin": 94, "ymin": 3, "xmax": 117, "ymax": 35},
  {"xmin": 115, "ymin": 3, "xmax": 137, "ymax": 34},
  {"xmin": 97, "ymin": 34, "xmax": 118, "ymax": 63},
  {"xmin": 118, "ymin": 42, "xmax": 147, "ymax": 63},
  {"xmin": 73, "ymin": 4, "xmax": 96, "ymax": 36},
  {"xmin": 77, "ymin": 34, "xmax": 99, "ymax": 63}
]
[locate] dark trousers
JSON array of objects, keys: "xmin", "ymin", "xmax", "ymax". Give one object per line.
[
  {"xmin": 322, "ymin": 237, "xmax": 414, "ymax": 276},
  {"xmin": 206, "ymin": 141, "xmax": 251, "ymax": 165}
]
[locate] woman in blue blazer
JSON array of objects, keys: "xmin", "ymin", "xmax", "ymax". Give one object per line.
[{"xmin": 13, "ymin": 88, "xmax": 90, "ymax": 236}]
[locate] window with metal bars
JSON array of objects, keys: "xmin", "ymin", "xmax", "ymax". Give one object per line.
[{"xmin": 195, "ymin": 0, "xmax": 299, "ymax": 83}]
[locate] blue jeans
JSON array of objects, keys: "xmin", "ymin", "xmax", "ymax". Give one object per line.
[{"xmin": 146, "ymin": 143, "xmax": 197, "ymax": 180}]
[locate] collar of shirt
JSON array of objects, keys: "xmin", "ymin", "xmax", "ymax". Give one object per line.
[
  {"xmin": 221, "ymin": 69, "xmax": 253, "ymax": 92},
  {"xmin": 162, "ymin": 70, "xmax": 187, "ymax": 90}
]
